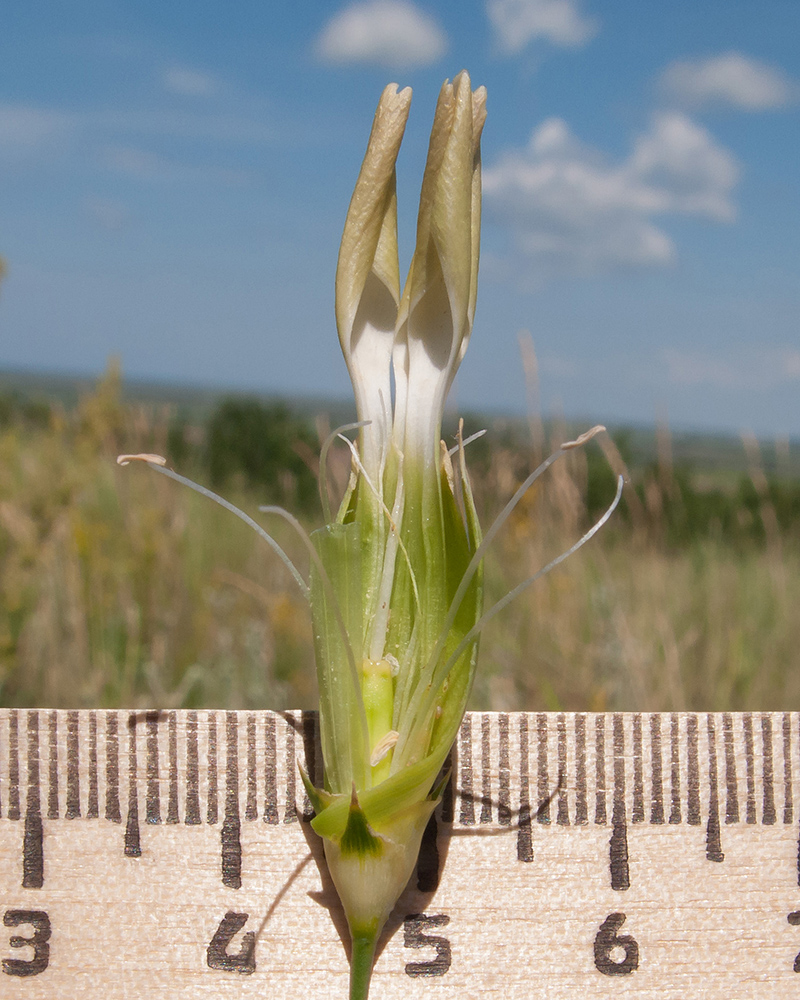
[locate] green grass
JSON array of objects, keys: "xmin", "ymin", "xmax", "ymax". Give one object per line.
[{"xmin": 1, "ymin": 366, "xmax": 798, "ymax": 711}]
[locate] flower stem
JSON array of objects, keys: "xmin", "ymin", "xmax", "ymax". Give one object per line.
[{"xmin": 349, "ymin": 926, "xmax": 379, "ymax": 1000}]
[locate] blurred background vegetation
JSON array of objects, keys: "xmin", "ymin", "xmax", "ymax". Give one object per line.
[{"xmin": 1, "ymin": 360, "xmax": 798, "ymax": 712}]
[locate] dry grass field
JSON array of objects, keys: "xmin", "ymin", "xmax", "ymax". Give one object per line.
[{"xmin": 1, "ymin": 365, "xmax": 798, "ymax": 713}]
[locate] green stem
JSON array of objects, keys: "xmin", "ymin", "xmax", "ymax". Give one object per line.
[{"xmin": 349, "ymin": 927, "xmax": 379, "ymax": 1000}]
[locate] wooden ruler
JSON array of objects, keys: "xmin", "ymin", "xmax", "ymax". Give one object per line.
[{"xmin": 1, "ymin": 709, "xmax": 799, "ymax": 998}]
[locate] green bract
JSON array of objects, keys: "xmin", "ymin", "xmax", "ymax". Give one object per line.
[{"xmin": 306, "ymin": 72, "xmax": 486, "ymax": 999}]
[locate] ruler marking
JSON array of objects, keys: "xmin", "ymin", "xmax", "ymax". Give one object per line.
[
  {"xmin": 783, "ymin": 713, "xmax": 793, "ymax": 825},
  {"xmin": 441, "ymin": 745, "xmax": 454, "ymax": 825},
  {"xmin": 669, "ymin": 713, "xmax": 681, "ymax": 824},
  {"xmin": 498, "ymin": 714, "xmax": 511, "ymax": 826},
  {"xmin": 557, "ymin": 713, "xmax": 569, "ymax": 826},
  {"xmin": 246, "ymin": 713, "xmax": 258, "ymax": 822},
  {"xmin": 47, "ymin": 711, "xmax": 59, "ymax": 820},
  {"xmin": 9, "ymin": 709, "xmax": 20, "ymax": 820},
  {"xmin": 124, "ymin": 714, "xmax": 141, "ymax": 858},
  {"xmin": 146, "ymin": 711, "xmax": 161, "ymax": 825},
  {"xmin": 650, "ymin": 714, "xmax": 664, "ymax": 825},
  {"xmin": 762, "ymin": 714, "xmax": 776, "ymax": 825},
  {"xmin": 595, "ymin": 715, "xmax": 606, "ymax": 825},
  {"xmin": 221, "ymin": 712, "xmax": 242, "ymax": 889},
  {"xmin": 687, "ymin": 714, "xmax": 700, "ymax": 825},
  {"xmin": 88, "ymin": 712, "xmax": 99, "ymax": 819},
  {"xmin": 706, "ymin": 714, "xmax": 724, "ymax": 863},
  {"xmin": 67, "ymin": 710, "xmax": 80, "ymax": 819},
  {"xmin": 207, "ymin": 712, "xmax": 218, "ymax": 825},
  {"xmin": 632, "ymin": 714, "xmax": 643, "ymax": 823},
  {"xmin": 167, "ymin": 711, "xmax": 179, "ymax": 824},
  {"xmin": 723, "ymin": 712, "xmax": 739, "ymax": 824},
  {"xmin": 537, "ymin": 713, "xmax": 549, "ymax": 824},
  {"xmin": 575, "ymin": 714, "xmax": 587, "ymax": 825},
  {"xmin": 185, "ymin": 711, "xmax": 200, "ymax": 826},
  {"xmin": 517, "ymin": 715, "xmax": 533, "ymax": 862},
  {"xmin": 105, "ymin": 713, "xmax": 120, "ymax": 823},
  {"xmin": 744, "ymin": 713, "xmax": 756, "ymax": 824},
  {"xmin": 263, "ymin": 714, "xmax": 278, "ymax": 825},
  {"xmin": 23, "ymin": 711, "xmax": 44, "ymax": 889},
  {"xmin": 458, "ymin": 716, "xmax": 474, "ymax": 826},
  {"xmin": 610, "ymin": 713, "xmax": 629, "ymax": 890},
  {"xmin": 284, "ymin": 715, "xmax": 297, "ymax": 824},
  {"xmin": 301, "ymin": 711, "xmax": 315, "ymax": 821},
  {"xmin": 480, "ymin": 714, "xmax": 492, "ymax": 824}
]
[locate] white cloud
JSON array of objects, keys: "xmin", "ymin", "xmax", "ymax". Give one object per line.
[
  {"xmin": 315, "ymin": 0, "xmax": 447, "ymax": 68},
  {"xmin": 101, "ymin": 145, "xmax": 250, "ymax": 185},
  {"xmin": 663, "ymin": 347, "xmax": 800, "ymax": 390},
  {"xmin": 482, "ymin": 112, "xmax": 739, "ymax": 278},
  {"xmin": 659, "ymin": 52, "xmax": 797, "ymax": 111},
  {"xmin": 0, "ymin": 104, "xmax": 73, "ymax": 152},
  {"xmin": 487, "ymin": 0, "xmax": 598, "ymax": 54},
  {"xmin": 162, "ymin": 67, "xmax": 220, "ymax": 98}
]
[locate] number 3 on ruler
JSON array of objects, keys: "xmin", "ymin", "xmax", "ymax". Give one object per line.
[{"xmin": 2, "ymin": 910, "xmax": 51, "ymax": 977}]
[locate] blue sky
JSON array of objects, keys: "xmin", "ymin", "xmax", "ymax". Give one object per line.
[{"xmin": 1, "ymin": 0, "xmax": 798, "ymax": 437}]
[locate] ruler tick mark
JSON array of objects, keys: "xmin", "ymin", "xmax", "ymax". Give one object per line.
[
  {"xmin": 761, "ymin": 714, "xmax": 776, "ymax": 825},
  {"xmin": 105, "ymin": 713, "xmax": 120, "ymax": 823},
  {"xmin": 263, "ymin": 714, "xmax": 278, "ymax": 825},
  {"xmin": 783, "ymin": 713, "xmax": 793, "ymax": 825},
  {"xmin": 207, "ymin": 712, "xmax": 218, "ymax": 825},
  {"xmin": 145, "ymin": 711, "xmax": 161, "ymax": 825},
  {"xmin": 88, "ymin": 712, "xmax": 99, "ymax": 819},
  {"xmin": 23, "ymin": 711, "xmax": 44, "ymax": 889},
  {"xmin": 284, "ymin": 715, "xmax": 297, "ymax": 824},
  {"xmin": 744, "ymin": 713, "xmax": 756, "ymax": 824},
  {"xmin": 9, "ymin": 709, "xmax": 20, "ymax": 820},
  {"xmin": 124, "ymin": 714, "xmax": 141, "ymax": 858},
  {"xmin": 537, "ymin": 713, "xmax": 549, "ymax": 825},
  {"xmin": 498, "ymin": 714, "xmax": 511, "ymax": 827},
  {"xmin": 595, "ymin": 715, "xmax": 607, "ymax": 825},
  {"xmin": 610, "ymin": 714, "xmax": 630, "ymax": 891},
  {"xmin": 246, "ymin": 714, "xmax": 257, "ymax": 822},
  {"xmin": 301, "ymin": 711, "xmax": 316, "ymax": 821},
  {"xmin": 669, "ymin": 713, "xmax": 681, "ymax": 824},
  {"xmin": 632, "ymin": 714, "xmax": 643, "ymax": 824},
  {"xmin": 480, "ymin": 714, "xmax": 492, "ymax": 824},
  {"xmin": 723, "ymin": 712, "xmax": 739, "ymax": 824},
  {"xmin": 706, "ymin": 714, "xmax": 724, "ymax": 863},
  {"xmin": 167, "ymin": 711, "xmax": 179, "ymax": 824},
  {"xmin": 185, "ymin": 711, "xmax": 200, "ymax": 826},
  {"xmin": 517, "ymin": 715, "xmax": 533, "ymax": 862},
  {"xmin": 458, "ymin": 716, "xmax": 475, "ymax": 826},
  {"xmin": 650, "ymin": 714, "xmax": 664, "ymax": 825},
  {"xmin": 47, "ymin": 712, "xmax": 59, "ymax": 821},
  {"xmin": 575, "ymin": 714, "xmax": 587, "ymax": 825},
  {"xmin": 687, "ymin": 714, "xmax": 700, "ymax": 825},
  {"xmin": 557, "ymin": 713, "xmax": 569, "ymax": 826},
  {"xmin": 221, "ymin": 712, "xmax": 242, "ymax": 889},
  {"xmin": 67, "ymin": 711, "xmax": 80, "ymax": 819}
]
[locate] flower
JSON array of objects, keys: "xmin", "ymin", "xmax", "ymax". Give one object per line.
[
  {"xmin": 305, "ymin": 71, "xmax": 487, "ymax": 1000},
  {"xmin": 118, "ymin": 68, "xmax": 622, "ymax": 1000}
]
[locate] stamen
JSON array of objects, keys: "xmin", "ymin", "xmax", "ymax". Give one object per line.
[
  {"xmin": 318, "ymin": 421, "xmax": 370, "ymax": 524},
  {"xmin": 561, "ymin": 425, "xmax": 606, "ymax": 450},
  {"xmin": 119, "ymin": 456, "xmax": 309, "ymax": 598},
  {"xmin": 370, "ymin": 730, "xmax": 399, "ymax": 767},
  {"xmin": 447, "ymin": 427, "xmax": 487, "ymax": 456},
  {"xmin": 116, "ymin": 453, "xmax": 167, "ymax": 466}
]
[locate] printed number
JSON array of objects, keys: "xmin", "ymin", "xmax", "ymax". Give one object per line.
[
  {"xmin": 404, "ymin": 913, "xmax": 451, "ymax": 978},
  {"xmin": 207, "ymin": 912, "xmax": 256, "ymax": 975},
  {"xmin": 787, "ymin": 911, "xmax": 800, "ymax": 971},
  {"xmin": 594, "ymin": 912, "xmax": 639, "ymax": 976},
  {"xmin": 2, "ymin": 910, "xmax": 51, "ymax": 977}
]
